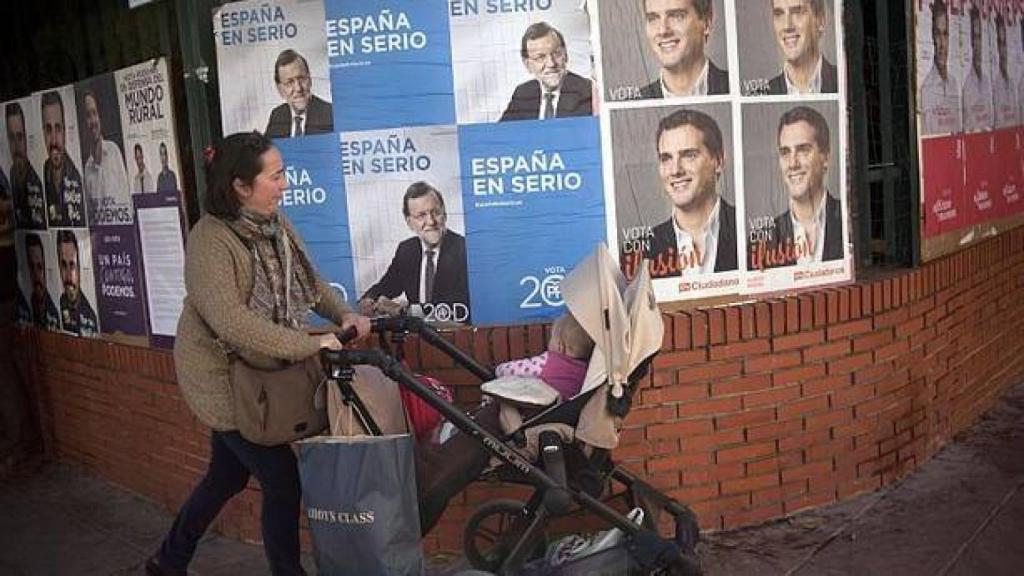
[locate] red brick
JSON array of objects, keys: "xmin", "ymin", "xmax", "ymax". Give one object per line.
[
  {"xmin": 774, "ymin": 330, "xmax": 825, "ymax": 352},
  {"xmin": 691, "ymin": 311, "xmax": 708, "ymax": 347},
  {"xmin": 875, "ymin": 339, "xmax": 911, "ymax": 362},
  {"xmin": 740, "ymin": 306, "xmax": 757, "ymax": 340},
  {"xmin": 743, "ymin": 384, "xmax": 802, "ymax": 409},
  {"xmin": 806, "ymin": 408, "xmax": 853, "ymax": 432},
  {"xmin": 681, "ymin": 430, "xmax": 747, "ymax": 455},
  {"xmin": 828, "ymin": 352, "xmax": 873, "ymax": 375},
  {"xmin": 677, "ymin": 361, "xmax": 743, "ymax": 384},
  {"xmin": 721, "ymin": 473, "xmax": 780, "ymax": 495},
  {"xmin": 647, "ymin": 451, "xmax": 714, "ymax": 472},
  {"xmin": 715, "ymin": 407, "xmax": 777, "ymax": 431},
  {"xmin": 781, "ymin": 458, "xmax": 834, "ymax": 484},
  {"xmin": 786, "ymin": 299, "xmax": 800, "ymax": 333},
  {"xmin": 802, "ymin": 374, "xmax": 852, "ymax": 396},
  {"xmin": 673, "ymin": 314, "xmax": 692, "ymax": 350},
  {"xmin": 709, "ymin": 339, "xmax": 771, "ymax": 361},
  {"xmin": 661, "ymin": 384, "xmax": 709, "ymax": 403},
  {"xmin": 853, "ymin": 329, "xmax": 894, "ymax": 353},
  {"xmin": 746, "ymin": 418, "xmax": 804, "ymax": 441},
  {"xmin": 717, "ymin": 441, "xmax": 777, "ymax": 463},
  {"xmin": 803, "ymin": 340, "xmax": 853, "ymax": 363},
  {"xmin": 778, "ymin": 394, "xmax": 830, "ymax": 420},
  {"xmin": 708, "ymin": 309, "xmax": 727, "ymax": 345},
  {"xmin": 744, "ymin": 351, "xmax": 802, "ymax": 373},
  {"xmin": 827, "ymin": 319, "xmax": 873, "ymax": 342},
  {"xmin": 711, "ymin": 374, "xmax": 772, "ymax": 397},
  {"xmin": 678, "ymin": 396, "xmax": 744, "ymax": 418},
  {"xmin": 653, "ymin": 349, "xmax": 707, "ymax": 369},
  {"xmin": 646, "ymin": 418, "xmax": 715, "ymax": 439},
  {"xmin": 772, "ymin": 363, "xmax": 827, "ymax": 387},
  {"xmin": 832, "ymin": 383, "xmax": 876, "ymax": 408},
  {"xmin": 726, "ymin": 307, "xmax": 742, "ymax": 342}
]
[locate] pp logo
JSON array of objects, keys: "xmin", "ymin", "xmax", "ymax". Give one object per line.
[{"xmin": 519, "ymin": 266, "xmax": 566, "ymax": 309}]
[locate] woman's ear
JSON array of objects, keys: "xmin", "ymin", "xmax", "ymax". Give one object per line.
[{"xmin": 232, "ymin": 177, "xmax": 250, "ymax": 198}]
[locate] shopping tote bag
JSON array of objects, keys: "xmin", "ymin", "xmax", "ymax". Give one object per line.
[{"xmin": 297, "ymin": 434, "xmax": 424, "ymax": 575}]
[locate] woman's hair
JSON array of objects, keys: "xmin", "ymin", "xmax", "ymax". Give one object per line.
[{"xmin": 203, "ymin": 131, "xmax": 274, "ymax": 218}]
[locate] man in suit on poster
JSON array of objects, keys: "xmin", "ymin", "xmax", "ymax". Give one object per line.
[
  {"xmin": 500, "ymin": 22, "xmax": 593, "ymax": 122},
  {"xmin": 56, "ymin": 229, "xmax": 98, "ymax": 336},
  {"xmin": 767, "ymin": 0, "xmax": 838, "ymax": 95},
  {"xmin": 644, "ymin": 108, "xmax": 738, "ymax": 279},
  {"xmin": 358, "ymin": 182, "xmax": 471, "ymax": 322},
  {"xmin": 639, "ymin": 0, "xmax": 730, "ymax": 99},
  {"xmin": 265, "ymin": 49, "xmax": 333, "ymax": 138},
  {"xmin": 25, "ymin": 232, "xmax": 59, "ymax": 330},
  {"xmin": 6, "ymin": 102, "xmax": 45, "ymax": 229},
  {"xmin": 41, "ymin": 90, "xmax": 85, "ymax": 227},
  {"xmin": 756, "ymin": 106, "xmax": 842, "ymax": 270}
]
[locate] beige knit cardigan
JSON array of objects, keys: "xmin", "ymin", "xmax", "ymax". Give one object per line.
[{"xmin": 174, "ymin": 214, "xmax": 353, "ymax": 431}]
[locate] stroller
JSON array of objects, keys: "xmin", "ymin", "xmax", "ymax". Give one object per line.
[{"xmin": 321, "ymin": 245, "xmax": 702, "ymax": 575}]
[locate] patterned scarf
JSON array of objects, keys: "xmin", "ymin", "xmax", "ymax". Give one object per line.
[{"xmin": 228, "ymin": 210, "xmax": 318, "ymax": 329}]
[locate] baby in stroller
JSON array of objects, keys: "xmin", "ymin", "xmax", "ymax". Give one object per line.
[{"xmin": 415, "ymin": 312, "xmax": 595, "ymax": 533}]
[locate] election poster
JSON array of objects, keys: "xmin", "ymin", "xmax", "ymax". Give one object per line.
[
  {"xmin": 214, "ymin": 0, "xmax": 333, "ymax": 138},
  {"xmin": 742, "ymin": 101, "xmax": 851, "ymax": 293},
  {"xmin": 342, "ymin": 125, "xmax": 470, "ymax": 324},
  {"xmin": 598, "ymin": 0, "xmax": 730, "ymax": 102},
  {"xmin": 14, "ymin": 230, "xmax": 61, "ymax": 331},
  {"xmin": 597, "ymin": 0, "xmax": 853, "ymax": 302},
  {"xmin": 53, "ymin": 227, "xmax": 101, "ymax": 338},
  {"xmin": 325, "ymin": 0, "xmax": 455, "ymax": 131},
  {"xmin": 275, "ymin": 132, "xmax": 358, "ymax": 316},
  {"xmin": 736, "ymin": 0, "xmax": 840, "ymax": 97},
  {"xmin": 36, "ymin": 85, "xmax": 87, "ymax": 229},
  {"xmin": 916, "ymin": 0, "xmax": 1024, "ymax": 261},
  {"xmin": 460, "ymin": 117, "xmax": 606, "ymax": 325},
  {"xmin": 4, "ymin": 94, "xmax": 47, "ymax": 231},
  {"xmin": 917, "ymin": 0, "xmax": 965, "ymax": 136},
  {"xmin": 115, "ymin": 59, "xmax": 182, "ymax": 196},
  {"xmin": 90, "ymin": 225, "xmax": 149, "ymax": 342},
  {"xmin": 135, "ymin": 192, "xmax": 187, "ymax": 349},
  {"xmin": 75, "ymin": 73, "xmax": 133, "ymax": 226},
  {"xmin": 450, "ymin": 0, "xmax": 593, "ymax": 124},
  {"xmin": 607, "ymin": 102, "xmax": 742, "ymax": 302}
]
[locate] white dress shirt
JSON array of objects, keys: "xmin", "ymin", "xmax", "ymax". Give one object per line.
[
  {"xmin": 673, "ymin": 197, "xmax": 721, "ymax": 277},
  {"xmin": 920, "ymin": 65, "xmax": 961, "ymax": 135},
  {"xmin": 784, "ymin": 56, "xmax": 823, "ymax": 95},
  {"xmin": 660, "ymin": 59, "xmax": 710, "ymax": 98},
  {"xmin": 791, "ymin": 193, "xmax": 828, "ymax": 265}
]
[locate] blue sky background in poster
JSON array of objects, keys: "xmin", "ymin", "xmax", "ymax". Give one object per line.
[
  {"xmin": 325, "ymin": 0, "xmax": 455, "ymax": 131},
  {"xmin": 275, "ymin": 133, "xmax": 357, "ymax": 314},
  {"xmin": 459, "ymin": 117, "xmax": 606, "ymax": 325},
  {"xmin": 91, "ymin": 224, "xmax": 148, "ymax": 338}
]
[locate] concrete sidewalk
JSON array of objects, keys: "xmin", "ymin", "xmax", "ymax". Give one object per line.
[{"xmin": 2, "ymin": 380, "xmax": 1022, "ymax": 575}]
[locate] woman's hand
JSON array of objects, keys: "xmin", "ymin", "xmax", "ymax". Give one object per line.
[
  {"xmin": 317, "ymin": 333, "xmax": 344, "ymax": 350},
  {"xmin": 340, "ymin": 312, "xmax": 372, "ymax": 342}
]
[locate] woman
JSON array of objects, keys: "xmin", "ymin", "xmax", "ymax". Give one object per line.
[{"xmin": 147, "ymin": 132, "xmax": 370, "ymax": 576}]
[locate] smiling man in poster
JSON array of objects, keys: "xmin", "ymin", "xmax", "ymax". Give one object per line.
[
  {"xmin": 767, "ymin": 0, "xmax": 837, "ymax": 95},
  {"xmin": 357, "ymin": 181, "xmax": 470, "ymax": 322},
  {"xmin": 920, "ymin": 0, "xmax": 962, "ymax": 135},
  {"xmin": 56, "ymin": 229, "xmax": 98, "ymax": 336},
  {"xmin": 81, "ymin": 88, "xmax": 131, "ymax": 224},
  {"xmin": 500, "ymin": 21, "xmax": 593, "ymax": 122},
  {"xmin": 41, "ymin": 91, "xmax": 86, "ymax": 227},
  {"xmin": 640, "ymin": 0, "xmax": 729, "ymax": 99},
  {"xmin": 644, "ymin": 108, "xmax": 737, "ymax": 279},
  {"xmin": 961, "ymin": 5, "xmax": 993, "ymax": 132},
  {"xmin": 991, "ymin": 11, "xmax": 1017, "ymax": 129},
  {"xmin": 265, "ymin": 49, "xmax": 333, "ymax": 138},
  {"xmin": 6, "ymin": 102, "xmax": 45, "ymax": 230},
  {"xmin": 755, "ymin": 106, "xmax": 842, "ymax": 270}
]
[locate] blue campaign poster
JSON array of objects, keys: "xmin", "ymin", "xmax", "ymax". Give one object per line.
[
  {"xmin": 325, "ymin": 1, "xmax": 455, "ymax": 131},
  {"xmin": 275, "ymin": 133, "xmax": 357, "ymax": 319},
  {"xmin": 459, "ymin": 117, "xmax": 606, "ymax": 325}
]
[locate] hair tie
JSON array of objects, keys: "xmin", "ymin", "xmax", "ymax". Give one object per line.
[{"xmin": 203, "ymin": 145, "xmax": 216, "ymax": 163}]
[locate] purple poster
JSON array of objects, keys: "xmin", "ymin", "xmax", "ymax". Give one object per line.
[{"xmin": 91, "ymin": 224, "xmax": 149, "ymax": 339}]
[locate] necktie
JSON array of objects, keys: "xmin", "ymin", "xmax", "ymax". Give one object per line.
[
  {"xmin": 293, "ymin": 115, "xmax": 304, "ymax": 137},
  {"xmin": 424, "ymin": 249, "xmax": 436, "ymax": 302},
  {"xmin": 543, "ymin": 93, "xmax": 555, "ymax": 119}
]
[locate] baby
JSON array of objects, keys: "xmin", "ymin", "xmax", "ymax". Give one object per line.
[{"xmin": 494, "ymin": 312, "xmax": 595, "ymax": 402}]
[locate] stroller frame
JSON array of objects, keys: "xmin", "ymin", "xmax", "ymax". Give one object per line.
[{"xmin": 322, "ymin": 315, "xmax": 702, "ymax": 575}]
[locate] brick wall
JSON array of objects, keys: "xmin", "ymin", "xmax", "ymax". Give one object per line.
[{"xmin": 19, "ymin": 227, "xmax": 1024, "ymax": 554}]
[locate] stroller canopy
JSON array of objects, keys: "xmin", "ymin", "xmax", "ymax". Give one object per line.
[{"xmin": 558, "ymin": 244, "xmax": 663, "ymax": 448}]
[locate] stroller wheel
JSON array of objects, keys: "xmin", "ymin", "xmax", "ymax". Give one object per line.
[{"xmin": 463, "ymin": 499, "xmax": 546, "ymax": 572}]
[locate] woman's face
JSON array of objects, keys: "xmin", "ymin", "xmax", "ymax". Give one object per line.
[{"xmin": 238, "ymin": 147, "xmax": 287, "ymax": 217}]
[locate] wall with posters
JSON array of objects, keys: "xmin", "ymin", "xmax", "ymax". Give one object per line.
[
  {"xmin": 916, "ymin": 0, "xmax": 1024, "ymax": 261},
  {"xmin": 213, "ymin": 0, "xmax": 854, "ymax": 328},
  {"xmin": 6, "ymin": 58, "xmax": 189, "ymax": 348}
]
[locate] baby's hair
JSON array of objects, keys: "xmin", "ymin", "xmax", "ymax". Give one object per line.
[{"xmin": 552, "ymin": 313, "xmax": 594, "ymax": 360}]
